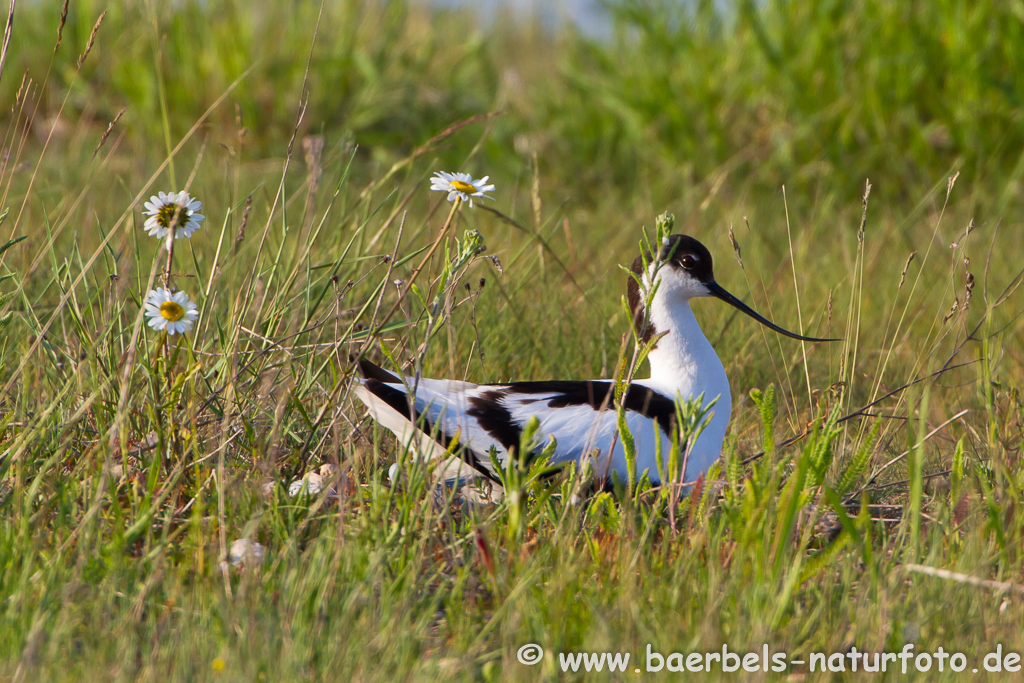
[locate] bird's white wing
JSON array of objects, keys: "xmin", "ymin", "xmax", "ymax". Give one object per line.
[
  {"xmin": 355, "ymin": 360, "xmax": 679, "ymax": 485},
  {"xmin": 354, "ymin": 374, "xmax": 506, "ymax": 481},
  {"xmin": 480, "ymin": 381, "xmax": 677, "ymax": 483}
]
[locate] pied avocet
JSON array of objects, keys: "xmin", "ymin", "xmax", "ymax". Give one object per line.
[{"xmin": 355, "ymin": 234, "xmax": 835, "ymax": 491}]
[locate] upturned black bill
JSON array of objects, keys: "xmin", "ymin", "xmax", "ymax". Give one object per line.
[{"xmin": 707, "ymin": 281, "xmax": 839, "ymax": 342}]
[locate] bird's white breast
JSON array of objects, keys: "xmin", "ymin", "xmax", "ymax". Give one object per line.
[{"xmin": 641, "ymin": 296, "xmax": 732, "ymax": 483}]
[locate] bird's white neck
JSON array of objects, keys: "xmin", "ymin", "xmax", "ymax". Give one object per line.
[
  {"xmin": 639, "ymin": 294, "xmax": 733, "ymax": 483},
  {"xmin": 642, "ymin": 295, "xmax": 729, "ymax": 403}
]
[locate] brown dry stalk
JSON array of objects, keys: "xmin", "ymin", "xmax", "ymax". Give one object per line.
[
  {"xmin": 233, "ymin": 195, "xmax": 252, "ymax": 254},
  {"xmin": 92, "ymin": 107, "xmax": 125, "ymax": 158},
  {"xmin": 12, "ymin": 71, "xmax": 25, "ymax": 107},
  {"xmin": 906, "ymin": 563, "xmax": 1024, "ymax": 595},
  {"xmin": 728, "ymin": 223, "xmax": 743, "ymax": 268},
  {"xmin": 0, "ymin": 0, "xmax": 16, "ymax": 87},
  {"xmin": 898, "ymin": 251, "xmax": 917, "ymax": 290},
  {"xmin": 302, "ymin": 135, "xmax": 324, "ymax": 229},
  {"xmin": 78, "ymin": 10, "xmax": 105, "ymax": 68},
  {"xmin": 946, "ymin": 171, "xmax": 960, "ymax": 200},
  {"xmin": 303, "ymin": 135, "xmax": 323, "ymax": 194},
  {"xmin": 54, "ymin": 0, "xmax": 69, "ymax": 54}
]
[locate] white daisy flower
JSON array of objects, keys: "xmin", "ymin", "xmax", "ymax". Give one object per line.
[
  {"xmin": 429, "ymin": 171, "xmax": 495, "ymax": 208},
  {"xmin": 143, "ymin": 288, "xmax": 198, "ymax": 335},
  {"xmin": 142, "ymin": 191, "xmax": 205, "ymax": 239}
]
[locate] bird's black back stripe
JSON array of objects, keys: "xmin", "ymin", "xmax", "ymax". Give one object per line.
[
  {"xmin": 466, "ymin": 389, "xmax": 523, "ymax": 453},
  {"xmin": 499, "ymin": 380, "xmax": 677, "ymax": 436},
  {"xmin": 621, "ymin": 385, "xmax": 678, "ymax": 436},
  {"xmin": 357, "ymin": 358, "xmax": 401, "ymax": 383},
  {"xmin": 362, "ymin": 379, "xmax": 500, "ymax": 483}
]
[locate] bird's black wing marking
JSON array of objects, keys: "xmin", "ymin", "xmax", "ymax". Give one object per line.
[
  {"xmin": 466, "ymin": 389, "xmax": 523, "ymax": 453},
  {"xmin": 356, "ymin": 357, "xmax": 401, "ymax": 383},
  {"xmin": 619, "ymin": 385, "xmax": 678, "ymax": 436},
  {"xmin": 498, "ymin": 380, "xmax": 678, "ymax": 436},
  {"xmin": 361, "ymin": 378, "xmax": 501, "ymax": 483},
  {"xmin": 495, "ymin": 380, "xmax": 683, "ymax": 491}
]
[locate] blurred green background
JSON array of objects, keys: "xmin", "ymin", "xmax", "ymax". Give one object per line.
[{"xmin": 13, "ymin": 0, "xmax": 1024, "ymax": 208}]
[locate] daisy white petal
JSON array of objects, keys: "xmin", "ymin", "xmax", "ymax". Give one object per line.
[
  {"xmin": 428, "ymin": 171, "xmax": 495, "ymax": 208},
  {"xmin": 143, "ymin": 287, "xmax": 198, "ymax": 336},
  {"xmin": 141, "ymin": 191, "xmax": 206, "ymax": 240}
]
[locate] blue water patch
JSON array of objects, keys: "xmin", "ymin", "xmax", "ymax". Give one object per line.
[{"xmin": 429, "ymin": 0, "xmax": 614, "ymax": 37}]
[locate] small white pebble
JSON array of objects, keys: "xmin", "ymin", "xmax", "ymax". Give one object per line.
[
  {"xmin": 288, "ymin": 473, "xmax": 324, "ymax": 497},
  {"xmin": 229, "ymin": 538, "xmax": 266, "ymax": 567}
]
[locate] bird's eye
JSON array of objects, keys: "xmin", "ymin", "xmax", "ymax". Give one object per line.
[{"xmin": 679, "ymin": 254, "xmax": 698, "ymax": 269}]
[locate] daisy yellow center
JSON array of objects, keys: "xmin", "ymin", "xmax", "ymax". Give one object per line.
[
  {"xmin": 159, "ymin": 301, "xmax": 186, "ymax": 322},
  {"xmin": 156, "ymin": 204, "xmax": 185, "ymax": 229},
  {"xmin": 449, "ymin": 180, "xmax": 476, "ymax": 194}
]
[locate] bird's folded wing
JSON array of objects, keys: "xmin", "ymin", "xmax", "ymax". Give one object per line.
[
  {"xmin": 480, "ymin": 381, "xmax": 676, "ymax": 473},
  {"xmin": 357, "ymin": 368, "xmax": 677, "ymax": 482}
]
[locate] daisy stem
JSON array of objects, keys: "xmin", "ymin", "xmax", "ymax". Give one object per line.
[
  {"xmin": 160, "ymin": 325, "xmax": 173, "ymax": 390},
  {"xmin": 391, "ymin": 198, "xmax": 460, "ymax": 313},
  {"xmin": 163, "ymin": 215, "xmax": 179, "ymax": 390},
  {"xmin": 151, "ymin": 331, "xmax": 169, "ymax": 468},
  {"xmin": 346, "ymin": 198, "xmax": 460, "ymax": 375},
  {"xmin": 164, "ymin": 217, "xmax": 177, "ymax": 289}
]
